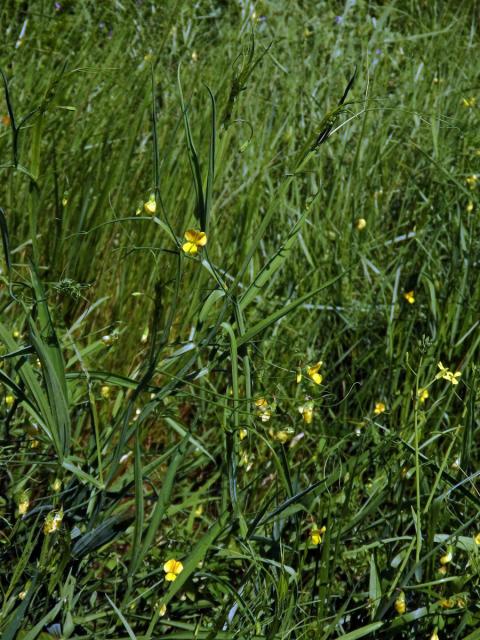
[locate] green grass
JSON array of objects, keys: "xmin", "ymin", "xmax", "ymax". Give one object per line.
[{"xmin": 1, "ymin": 1, "xmax": 480, "ymax": 638}]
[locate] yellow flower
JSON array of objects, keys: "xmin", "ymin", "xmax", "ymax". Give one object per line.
[
  {"xmin": 18, "ymin": 498, "xmax": 29, "ymax": 516},
  {"xmin": 12, "ymin": 329, "xmax": 21, "ymax": 338},
  {"xmin": 374, "ymin": 402, "xmax": 386, "ymax": 415},
  {"xmin": 144, "ymin": 194, "xmax": 157, "ymax": 215},
  {"xmin": 18, "ymin": 590, "xmax": 28, "ymax": 600},
  {"xmin": 440, "ymin": 550, "xmax": 452, "ymax": 565},
  {"xmin": 182, "ymin": 229, "xmax": 207, "ymax": 255},
  {"xmin": 238, "ymin": 451, "xmax": 255, "ymax": 473},
  {"xmin": 461, "ymin": 97, "xmax": 476, "ymax": 108},
  {"xmin": 439, "ymin": 598, "xmax": 454, "ymax": 609},
  {"xmin": 310, "ymin": 524, "xmax": 326, "ymax": 545},
  {"xmin": 52, "ymin": 478, "xmax": 62, "ymax": 492},
  {"xmin": 157, "ymin": 603, "xmax": 167, "ymax": 617},
  {"xmin": 194, "ymin": 504, "xmax": 203, "ymax": 517},
  {"xmin": 430, "ymin": 631, "xmax": 439, "ymax": 640},
  {"xmin": 394, "ymin": 591, "xmax": 406, "ymax": 615},
  {"xmin": 5, "ymin": 394, "xmax": 15, "ymax": 408},
  {"xmin": 271, "ymin": 429, "xmax": 294, "ymax": 444},
  {"xmin": 438, "ymin": 564, "xmax": 447, "ymax": 576},
  {"xmin": 466, "ymin": 201, "xmax": 474, "ymax": 213},
  {"xmin": 164, "ymin": 558, "xmax": 183, "ymax": 582},
  {"xmin": 298, "ymin": 401, "xmax": 314, "ymax": 424},
  {"xmin": 43, "ymin": 509, "xmax": 63, "ymax": 535},
  {"xmin": 100, "ymin": 385, "xmax": 111, "ymax": 399},
  {"xmin": 255, "ymin": 397, "xmax": 271, "ymax": 422},
  {"xmin": 418, "ymin": 388, "xmax": 429, "ymax": 403},
  {"xmin": 474, "ymin": 532, "xmax": 480, "ymax": 545},
  {"xmin": 355, "ymin": 217, "xmax": 367, "ymax": 230},
  {"xmin": 403, "ymin": 290, "xmax": 415, "ymax": 304},
  {"xmin": 307, "ymin": 361, "xmax": 323, "ymax": 385},
  {"xmin": 239, "ymin": 428, "xmax": 248, "ymax": 441},
  {"xmin": 435, "ymin": 362, "xmax": 461, "ymax": 385},
  {"xmin": 466, "ymin": 174, "xmax": 478, "ymax": 188},
  {"xmin": 310, "ymin": 528, "xmax": 322, "ymax": 545}
]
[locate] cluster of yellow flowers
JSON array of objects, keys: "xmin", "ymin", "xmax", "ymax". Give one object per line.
[
  {"xmin": 255, "ymin": 397, "xmax": 272, "ymax": 422},
  {"xmin": 435, "ymin": 362, "xmax": 461, "ymax": 385},
  {"xmin": 466, "ymin": 174, "xmax": 478, "ymax": 189},
  {"xmin": 461, "ymin": 96, "xmax": 476, "ymax": 108},
  {"xmin": 269, "ymin": 427, "xmax": 294, "ymax": 444}
]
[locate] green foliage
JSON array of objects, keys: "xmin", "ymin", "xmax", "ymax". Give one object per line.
[{"xmin": 1, "ymin": 1, "xmax": 480, "ymax": 638}]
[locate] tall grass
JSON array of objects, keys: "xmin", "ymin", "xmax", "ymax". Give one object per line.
[{"xmin": 1, "ymin": 1, "xmax": 480, "ymax": 638}]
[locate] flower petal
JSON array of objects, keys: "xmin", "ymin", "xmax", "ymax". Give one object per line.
[
  {"xmin": 182, "ymin": 241, "xmax": 198, "ymax": 255},
  {"xmin": 184, "ymin": 229, "xmax": 198, "ymax": 242},
  {"xmin": 196, "ymin": 231, "xmax": 207, "ymax": 246}
]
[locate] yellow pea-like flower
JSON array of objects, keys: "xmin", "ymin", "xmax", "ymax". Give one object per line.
[
  {"xmin": 298, "ymin": 401, "xmax": 314, "ymax": 424},
  {"xmin": 374, "ymin": 402, "xmax": 386, "ymax": 415},
  {"xmin": 307, "ymin": 361, "xmax": 323, "ymax": 385},
  {"xmin": 403, "ymin": 290, "xmax": 415, "ymax": 304},
  {"xmin": 182, "ymin": 229, "xmax": 207, "ymax": 255},
  {"xmin": 310, "ymin": 524, "xmax": 326, "ymax": 545},
  {"xmin": 164, "ymin": 558, "xmax": 183, "ymax": 582},
  {"xmin": 394, "ymin": 591, "xmax": 406, "ymax": 615},
  {"xmin": 144, "ymin": 195, "xmax": 157, "ymax": 215},
  {"xmin": 418, "ymin": 388, "xmax": 429, "ymax": 403},
  {"xmin": 101, "ymin": 385, "xmax": 111, "ymax": 399},
  {"xmin": 310, "ymin": 528, "xmax": 322, "ymax": 545}
]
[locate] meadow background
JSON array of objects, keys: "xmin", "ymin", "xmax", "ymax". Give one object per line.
[{"xmin": 1, "ymin": 1, "xmax": 480, "ymax": 638}]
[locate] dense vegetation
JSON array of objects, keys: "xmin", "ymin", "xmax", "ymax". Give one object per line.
[{"xmin": 1, "ymin": 1, "xmax": 479, "ymax": 638}]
